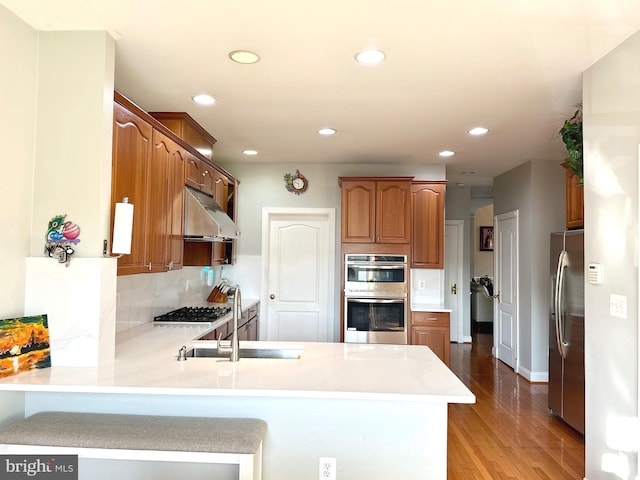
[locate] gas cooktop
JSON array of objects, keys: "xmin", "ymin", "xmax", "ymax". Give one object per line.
[{"xmin": 153, "ymin": 306, "xmax": 231, "ymax": 324}]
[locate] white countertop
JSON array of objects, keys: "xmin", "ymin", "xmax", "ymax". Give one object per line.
[
  {"xmin": 410, "ymin": 303, "xmax": 452, "ymax": 312},
  {"xmin": 0, "ymin": 306, "xmax": 474, "ymax": 405}
]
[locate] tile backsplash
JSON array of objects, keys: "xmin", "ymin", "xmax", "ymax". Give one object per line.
[{"xmin": 116, "ymin": 255, "xmax": 261, "ymax": 332}]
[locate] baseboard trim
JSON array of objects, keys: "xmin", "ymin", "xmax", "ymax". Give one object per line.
[{"xmin": 518, "ymin": 365, "xmax": 549, "ymax": 383}]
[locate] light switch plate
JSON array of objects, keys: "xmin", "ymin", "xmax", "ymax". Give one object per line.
[{"xmin": 610, "ymin": 294, "xmax": 627, "ymax": 319}]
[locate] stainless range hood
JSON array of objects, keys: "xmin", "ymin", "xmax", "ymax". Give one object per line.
[{"xmin": 183, "ymin": 185, "xmax": 240, "ymax": 241}]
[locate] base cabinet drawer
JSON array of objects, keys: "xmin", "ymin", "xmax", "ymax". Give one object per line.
[{"xmin": 411, "ymin": 311, "xmax": 450, "ymax": 366}]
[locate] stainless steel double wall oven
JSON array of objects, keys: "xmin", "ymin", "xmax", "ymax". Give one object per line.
[{"xmin": 343, "ymin": 254, "xmax": 408, "ymax": 344}]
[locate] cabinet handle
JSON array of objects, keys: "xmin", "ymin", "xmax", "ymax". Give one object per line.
[
  {"xmin": 167, "ymin": 261, "xmax": 173, "ymax": 270},
  {"xmin": 215, "ymin": 178, "xmax": 223, "ymax": 184},
  {"xmin": 451, "ymin": 283, "xmax": 457, "ymax": 294},
  {"xmin": 202, "ymin": 171, "xmax": 209, "ymax": 176},
  {"xmin": 147, "ymin": 262, "xmax": 152, "ymax": 270}
]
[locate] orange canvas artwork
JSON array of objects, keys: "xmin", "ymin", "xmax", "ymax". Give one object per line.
[{"xmin": 0, "ymin": 315, "xmax": 51, "ymax": 378}]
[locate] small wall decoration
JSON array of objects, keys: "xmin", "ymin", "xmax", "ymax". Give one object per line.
[
  {"xmin": 0, "ymin": 314, "xmax": 51, "ymax": 378},
  {"xmin": 284, "ymin": 169, "xmax": 309, "ymax": 195},
  {"xmin": 480, "ymin": 226, "xmax": 494, "ymax": 251},
  {"xmin": 45, "ymin": 214, "xmax": 81, "ymax": 266}
]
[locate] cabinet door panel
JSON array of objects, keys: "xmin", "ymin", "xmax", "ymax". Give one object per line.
[
  {"xmin": 212, "ymin": 170, "xmax": 229, "ymax": 265},
  {"xmin": 564, "ymin": 165, "xmax": 584, "ymax": 229},
  {"xmin": 412, "ymin": 327, "xmax": 448, "ymax": 364},
  {"xmin": 147, "ymin": 130, "xmax": 171, "ymax": 272},
  {"xmin": 341, "ymin": 180, "xmax": 376, "ymax": 242},
  {"xmin": 167, "ymin": 144, "xmax": 186, "ymax": 270},
  {"xmin": 376, "ymin": 181, "xmax": 411, "ymax": 243},
  {"xmin": 111, "ymin": 102, "xmax": 153, "ymax": 275},
  {"xmin": 412, "ymin": 183, "xmax": 445, "ymax": 268},
  {"xmin": 185, "ymin": 153, "xmax": 214, "ymax": 195}
]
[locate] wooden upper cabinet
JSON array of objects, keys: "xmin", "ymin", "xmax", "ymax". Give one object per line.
[
  {"xmin": 149, "ymin": 112, "xmax": 216, "ymax": 159},
  {"xmin": 412, "ymin": 181, "xmax": 446, "ymax": 268},
  {"xmin": 341, "ymin": 180, "xmax": 376, "ymax": 242},
  {"xmin": 112, "ymin": 97, "xmax": 187, "ymax": 275},
  {"xmin": 148, "ymin": 130, "xmax": 187, "ymax": 272},
  {"xmin": 340, "ymin": 177, "xmax": 412, "ymax": 243},
  {"xmin": 563, "ymin": 164, "xmax": 584, "ymax": 230},
  {"xmin": 165, "ymin": 136, "xmax": 187, "ymax": 271},
  {"xmin": 111, "ymin": 102, "xmax": 153, "ymax": 275},
  {"xmin": 376, "ymin": 180, "xmax": 412, "ymax": 243},
  {"xmin": 185, "ymin": 153, "xmax": 215, "ymax": 195}
]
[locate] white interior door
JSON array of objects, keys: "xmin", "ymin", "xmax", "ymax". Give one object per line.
[
  {"xmin": 494, "ymin": 211, "xmax": 519, "ymax": 370},
  {"xmin": 261, "ymin": 208, "xmax": 335, "ymax": 342},
  {"xmin": 445, "ymin": 221, "xmax": 464, "ymax": 342}
]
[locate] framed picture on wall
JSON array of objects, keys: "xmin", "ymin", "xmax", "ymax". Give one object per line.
[{"xmin": 480, "ymin": 226, "xmax": 494, "ymax": 251}]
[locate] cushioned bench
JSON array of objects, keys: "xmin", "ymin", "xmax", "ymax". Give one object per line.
[{"xmin": 0, "ymin": 412, "xmax": 267, "ymax": 480}]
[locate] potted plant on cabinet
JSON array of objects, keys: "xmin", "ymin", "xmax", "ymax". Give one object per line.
[{"xmin": 559, "ymin": 104, "xmax": 583, "ymax": 185}]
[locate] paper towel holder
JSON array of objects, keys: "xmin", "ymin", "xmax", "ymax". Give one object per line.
[{"xmin": 105, "ymin": 197, "xmax": 134, "ymax": 258}]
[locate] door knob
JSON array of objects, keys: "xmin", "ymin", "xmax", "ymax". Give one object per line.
[
  {"xmin": 494, "ymin": 291, "xmax": 501, "ymax": 301},
  {"xmin": 269, "ymin": 294, "xmax": 276, "ymax": 300},
  {"xmin": 451, "ymin": 283, "xmax": 457, "ymax": 294}
]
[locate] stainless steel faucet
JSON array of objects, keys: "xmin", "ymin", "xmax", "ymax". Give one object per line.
[{"xmin": 217, "ymin": 287, "xmax": 241, "ymax": 362}]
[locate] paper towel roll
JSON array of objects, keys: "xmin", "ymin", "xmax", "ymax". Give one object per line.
[{"xmin": 112, "ymin": 201, "xmax": 134, "ymax": 255}]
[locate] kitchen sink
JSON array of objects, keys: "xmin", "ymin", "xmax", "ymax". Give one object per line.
[{"xmin": 184, "ymin": 343, "xmax": 303, "ymax": 360}]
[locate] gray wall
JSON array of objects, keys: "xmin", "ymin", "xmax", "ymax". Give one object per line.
[
  {"xmin": 584, "ymin": 30, "xmax": 640, "ymax": 479},
  {"xmin": 493, "ymin": 159, "xmax": 565, "ymax": 378}
]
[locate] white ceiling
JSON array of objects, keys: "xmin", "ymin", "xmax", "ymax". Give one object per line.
[{"xmin": 4, "ymin": 0, "xmax": 640, "ymax": 186}]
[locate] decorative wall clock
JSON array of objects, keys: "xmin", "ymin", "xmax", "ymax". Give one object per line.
[{"xmin": 284, "ymin": 169, "xmax": 309, "ymax": 195}]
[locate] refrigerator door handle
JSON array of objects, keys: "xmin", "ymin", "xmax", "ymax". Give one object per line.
[{"xmin": 555, "ymin": 250, "xmax": 569, "ymax": 358}]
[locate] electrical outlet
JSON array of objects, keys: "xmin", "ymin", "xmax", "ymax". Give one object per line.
[
  {"xmin": 418, "ymin": 280, "xmax": 426, "ymax": 289},
  {"xmin": 319, "ymin": 457, "xmax": 336, "ymax": 480}
]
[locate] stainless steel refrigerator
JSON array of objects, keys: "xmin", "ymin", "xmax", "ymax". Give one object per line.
[{"xmin": 549, "ymin": 230, "xmax": 585, "ymax": 435}]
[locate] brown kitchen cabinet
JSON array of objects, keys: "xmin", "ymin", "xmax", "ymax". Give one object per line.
[
  {"xmin": 563, "ymin": 164, "xmax": 584, "ymax": 230},
  {"xmin": 411, "ymin": 311, "xmax": 450, "ymax": 366},
  {"xmin": 150, "ymin": 129, "xmax": 187, "ymax": 272},
  {"xmin": 185, "ymin": 153, "xmax": 215, "ymax": 195},
  {"xmin": 411, "ymin": 181, "xmax": 446, "ymax": 268},
  {"xmin": 111, "ymin": 101, "xmax": 153, "ymax": 275},
  {"xmin": 149, "ymin": 111, "xmax": 216, "ymax": 160},
  {"xmin": 111, "ymin": 99, "xmax": 186, "ymax": 275},
  {"xmin": 339, "ymin": 177, "xmax": 413, "ymax": 243}
]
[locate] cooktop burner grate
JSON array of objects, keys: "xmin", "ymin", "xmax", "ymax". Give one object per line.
[{"xmin": 154, "ymin": 306, "xmax": 231, "ymax": 323}]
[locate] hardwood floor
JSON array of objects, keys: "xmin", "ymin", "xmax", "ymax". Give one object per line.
[{"xmin": 447, "ymin": 333, "xmax": 585, "ymax": 479}]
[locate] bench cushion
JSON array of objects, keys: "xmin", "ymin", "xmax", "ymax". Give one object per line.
[{"xmin": 0, "ymin": 412, "xmax": 266, "ymax": 455}]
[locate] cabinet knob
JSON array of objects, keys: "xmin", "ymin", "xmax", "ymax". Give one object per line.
[
  {"xmin": 202, "ymin": 171, "xmax": 209, "ymax": 176},
  {"xmin": 269, "ymin": 294, "xmax": 276, "ymax": 300}
]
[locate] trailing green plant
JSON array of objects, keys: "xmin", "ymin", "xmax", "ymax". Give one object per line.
[{"xmin": 559, "ymin": 104, "xmax": 583, "ymax": 184}]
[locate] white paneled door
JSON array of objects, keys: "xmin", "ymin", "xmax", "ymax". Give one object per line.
[
  {"xmin": 494, "ymin": 211, "xmax": 519, "ymax": 370},
  {"xmin": 261, "ymin": 208, "xmax": 335, "ymax": 342}
]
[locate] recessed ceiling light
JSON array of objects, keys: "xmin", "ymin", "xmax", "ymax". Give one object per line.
[
  {"xmin": 469, "ymin": 127, "xmax": 489, "ymax": 136},
  {"xmin": 439, "ymin": 150, "xmax": 455, "ymax": 157},
  {"xmin": 318, "ymin": 128, "xmax": 337, "ymax": 135},
  {"xmin": 355, "ymin": 49, "xmax": 386, "ymax": 64},
  {"xmin": 242, "ymin": 149, "xmax": 258, "ymax": 156},
  {"xmin": 192, "ymin": 94, "xmax": 216, "ymax": 106},
  {"xmin": 229, "ymin": 50, "xmax": 260, "ymax": 64}
]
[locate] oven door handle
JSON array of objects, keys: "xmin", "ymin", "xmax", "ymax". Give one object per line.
[{"xmin": 346, "ymin": 298, "xmax": 406, "ymax": 303}]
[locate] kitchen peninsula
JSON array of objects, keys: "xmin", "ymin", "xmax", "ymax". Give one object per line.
[{"xmin": 0, "ymin": 318, "xmax": 474, "ymax": 480}]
